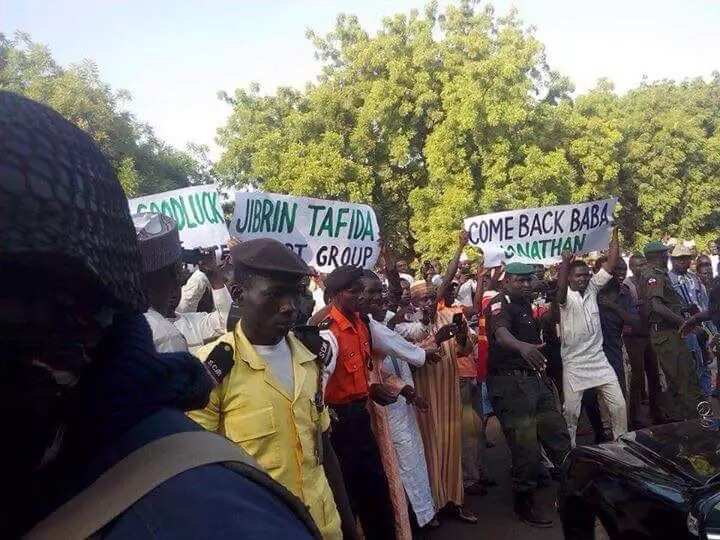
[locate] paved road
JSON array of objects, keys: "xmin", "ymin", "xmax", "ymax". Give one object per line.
[{"xmin": 422, "ymin": 416, "xmax": 565, "ymax": 540}]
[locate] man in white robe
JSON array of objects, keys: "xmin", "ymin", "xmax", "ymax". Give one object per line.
[
  {"xmin": 556, "ymin": 229, "xmax": 628, "ymax": 446},
  {"xmin": 133, "ymin": 213, "xmax": 232, "ymax": 354}
]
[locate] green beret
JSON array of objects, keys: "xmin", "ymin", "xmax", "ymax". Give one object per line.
[
  {"xmin": 643, "ymin": 240, "xmax": 669, "ymax": 256},
  {"xmin": 505, "ymin": 262, "xmax": 536, "ymax": 275}
]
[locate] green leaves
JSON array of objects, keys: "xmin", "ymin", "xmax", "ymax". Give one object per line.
[{"xmin": 216, "ymin": 4, "xmax": 720, "ymax": 263}]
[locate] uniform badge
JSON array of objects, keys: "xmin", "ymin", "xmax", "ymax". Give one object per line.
[
  {"xmin": 648, "ymin": 278, "xmax": 658, "ymax": 286},
  {"xmin": 204, "ymin": 342, "xmax": 235, "ymax": 386},
  {"xmin": 317, "ymin": 339, "xmax": 332, "ymax": 367},
  {"xmin": 490, "ymin": 302, "xmax": 502, "ymax": 315},
  {"xmin": 318, "ymin": 318, "xmax": 332, "ymax": 330}
]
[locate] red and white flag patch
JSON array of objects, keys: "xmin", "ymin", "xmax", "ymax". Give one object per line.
[{"xmin": 490, "ymin": 302, "xmax": 502, "ymax": 315}]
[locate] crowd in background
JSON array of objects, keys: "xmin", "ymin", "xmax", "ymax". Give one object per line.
[
  {"xmin": 3, "ymin": 91, "xmax": 718, "ymax": 539},
  {"xmin": 157, "ymin": 222, "xmax": 719, "ymax": 536}
]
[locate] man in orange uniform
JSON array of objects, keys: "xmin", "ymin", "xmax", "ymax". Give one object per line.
[{"xmin": 321, "ymin": 266, "xmax": 397, "ymax": 540}]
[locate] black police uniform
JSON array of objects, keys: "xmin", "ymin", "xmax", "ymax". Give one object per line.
[{"xmin": 486, "ymin": 293, "xmax": 571, "ymax": 494}]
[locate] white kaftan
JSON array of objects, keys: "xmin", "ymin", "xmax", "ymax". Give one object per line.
[
  {"xmin": 371, "ymin": 317, "xmax": 436, "ymax": 527},
  {"xmin": 559, "ymin": 268, "xmax": 618, "ymax": 392},
  {"xmin": 145, "ymin": 286, "xmax": 233, "ymax": 354}
]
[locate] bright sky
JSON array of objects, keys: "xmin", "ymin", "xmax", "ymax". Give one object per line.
[{"xmin": 4, "ymin": 0, "xmax": 719, "ymax": 158}]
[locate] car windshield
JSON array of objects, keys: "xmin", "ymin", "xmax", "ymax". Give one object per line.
[{"xmin": 621, "ymin": 421, "xmax": 720, "ymax": 485}]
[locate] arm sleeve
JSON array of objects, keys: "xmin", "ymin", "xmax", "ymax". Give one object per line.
[
  {"xmin": 486, "ymin": 299, "xmax": 511, "ymax": 336},
  {"xmin": 319, "ymin": 329, "xmax": 338, "ymax": 392},
  {"xmin": 186, "ymin": 340, "xmax": 228, "ymax": 432},
  {"xmin": 176, "ymin": 270, "xmax": 211, "ymax": 313},
  {"xmin": 188, "ymin": 385, "xmax": 222, "ymax": 433},
  {"xmin": 590, "ymin": 267, "xmax": 613, "ymax": 292},
  {"xmin": 145, "ymin": 312, "xmax": 189, "ymax": 353},
  {"xmin": 369, "ymin": 319, "xmax": 426, "ymax": 367},
  {"xmin": 180, "ymin": 287, "xmax": 233, "ymax": 347},
  {"xmin": 646, "ymin": 275, "xmax": 666, "ymax": 301},
  {"xmin": 394, "ymin": 321, "xmax": 430, "ymax": 342}
]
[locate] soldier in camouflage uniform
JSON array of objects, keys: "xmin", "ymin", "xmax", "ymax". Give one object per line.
[{"xmin": 640, "ymin": 241, "xmax": 703, "ymax": 422}]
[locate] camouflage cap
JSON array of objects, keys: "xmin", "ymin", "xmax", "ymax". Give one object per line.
[
  {"xmin": 504, "ymin": 262, "xmax": 536, "ymax": 275},
  {"xmin": 669, "ymin": 243, "xmax": 695, "ymax": 258},
  {"xmin": 0, "ymin": 91, "xmax": 147, "ymax": 312},
  {"xmin": 643, "ymin": 240, "xmax": 670, "ymax": 256}
]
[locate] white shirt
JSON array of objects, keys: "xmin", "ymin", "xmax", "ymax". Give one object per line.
[
  {"xmin": 254, "ymin": 339, "xmax": 294, "ymax": 395},
  {"xmin": 311, "ymin": 286, "xmax": 326, "ymax": 315},
  {"xmin": 377, "ymin": 315, "xmax": 436, "ymax": 526},
  {"xmin": 399, "ymin": 273, "xmax": 415, "ymax": 285},
  {"xmin": 559, "ymin": 267, "xmax": 617, "ymax": 392},
  {"xmin": 319, "ymin": 315, "xmax": 427, "ymax": 391},
  {"xmin": 456, "ymin": 279, "xmax": 477, "ymax": 307},
  {"xmin": 176, "ymin": 269, "xmax": 211, "ymax": 313},
  {"xmin": 173, "ymin": 287, "xmax": 233, "ymax": 353},
  {"xmin": 146, "ymin": 286, "xmax": 233, "ymax": 354},
  {"xmin": 144, "ymin": 308, "xmax": 189, "ymax": 353}
]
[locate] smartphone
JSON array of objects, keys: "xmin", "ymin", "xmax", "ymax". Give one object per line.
[{"xmin": 452, "ymin": 313, "xmax": 464, "ymax": 326}]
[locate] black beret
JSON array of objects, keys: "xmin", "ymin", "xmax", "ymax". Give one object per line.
[
  {"xmin": 233, "ymin": 238, "xmax": 310, "ymax": 277},
  {"xmin": 325, "ymin": 265, "xmax": 363, "ymax": 297}
]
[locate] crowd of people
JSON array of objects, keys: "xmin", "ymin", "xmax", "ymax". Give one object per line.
[{"xmin": 3, "ymin": 91, "xmax": 718, "ymax": 539}]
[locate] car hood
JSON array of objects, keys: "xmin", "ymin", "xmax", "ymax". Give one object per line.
[{"xmin": 618, "ymin": 419, "xmax": 720, "ymax": 486}]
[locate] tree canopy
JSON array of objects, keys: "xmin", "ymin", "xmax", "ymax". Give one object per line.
[
  {"xmin": 0, "ymin": 31, "xmax": 212, "ymax": 197},
  {"xmin": 216, "ymin": 1, "xmax": 720, "ymax": 262}
]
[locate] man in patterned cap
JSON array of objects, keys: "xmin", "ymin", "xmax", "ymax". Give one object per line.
[
  {"xmin": 668, "ymin": 242, "xmax": 714, "ymax": 398},
  {"xmin": 485, "ymin": 262, "xmax": 571, "ymax": 528},
  {"xmin": 0, "ymin": 92, "xmax": 317, "ymax": 538},
  {"xmin": 133, "ymin": 212, "xmax": 232, "ymax": 353},
  {"xmin": 642, "ymin": 240, "xmax": 704, "ymax": 421}
]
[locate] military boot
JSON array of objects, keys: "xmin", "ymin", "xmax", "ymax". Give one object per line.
[{"xmin": 514, "ymin": 492, "xmax": 553, "ymax": 528}]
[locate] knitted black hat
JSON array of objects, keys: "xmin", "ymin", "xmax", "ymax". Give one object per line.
[{"xmin": 0, "ymin": 91, "xmax": 147, "ymax": 312}]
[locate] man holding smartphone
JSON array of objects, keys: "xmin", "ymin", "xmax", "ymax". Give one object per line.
[{"xmin": 397, "ymin": 231, "xmax": 479, "ymax": 524}]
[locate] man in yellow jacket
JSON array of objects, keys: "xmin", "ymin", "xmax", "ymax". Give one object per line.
[{"xmin": 189, "ymin": 239, "xmax": 355, "ymax": 540}]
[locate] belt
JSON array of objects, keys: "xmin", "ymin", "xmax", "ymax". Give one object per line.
[
  {"xmin": 327, "ymin": 398, "xmax": 369, "ymax": 421},
  {"xmin": 650, "ymin": 322, "xmax": 677, "ymax": 332},
  {"xmin": 489, "ymin": 368, "xmax": 537, "ymax": 377}
]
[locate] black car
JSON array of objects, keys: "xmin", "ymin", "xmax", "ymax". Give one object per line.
[{"xmin": 559, "ymin": 419, "xmax": 720, "ymax": 539}]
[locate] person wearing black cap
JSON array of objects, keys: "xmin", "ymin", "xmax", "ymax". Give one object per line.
[
  {"xmin": 133, "ymin": 212, "xmax": 233, "ymax": 354},
  {"xmin": 485, "ymin": 262, "xmax": 571, "ymax": 528},
  {"xmin": 320, "ymin": 265, "xmax": 398, "ymax": 540},
  {"xmin": 189, "ymin": 238, "xmax": 356, "ymax": 540},
  {"xmin": 641, "ymin": 240, "xmax": 704, "ymax": 421},
  {"xmin": 0, "ymin": 92, "xmax": 317, "ymax": 538}
]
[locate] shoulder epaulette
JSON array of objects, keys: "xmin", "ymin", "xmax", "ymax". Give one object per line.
[
  {"xmin": 318, "ymin": 318, "xmax": 332, "ymax": 330},
  {"xmin": 203, "ymin": 341, "xmax": 235, "ymax": 386}
]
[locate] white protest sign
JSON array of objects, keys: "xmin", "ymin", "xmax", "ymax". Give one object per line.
[
  {"xmin": 232, "ymin": 191, "xmax": 380, "ymax": 272},
  {"xmin": 464, "ymin": 198, "xmax": 618, "ymax": 267},
  {"xmin": 129, "ymin": 185, "xmax": 229, "ymax": 250}
]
